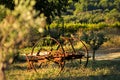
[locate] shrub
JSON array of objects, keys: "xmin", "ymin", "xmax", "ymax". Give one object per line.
[
  {"xmin": 0, "ymin": 0, "xmax": 46, "ymax": 79},
  {"xmin": 81, "ymin": 30, "xmax": 108, "ymax": 61}
]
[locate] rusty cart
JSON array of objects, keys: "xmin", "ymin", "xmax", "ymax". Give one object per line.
[{"xmin": 26, "ymin": 36, "xmax": 89, "ymax": 73}]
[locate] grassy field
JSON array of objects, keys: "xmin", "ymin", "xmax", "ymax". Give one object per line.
[
  {"xmin": 5, "ymin": 59, "xmax": 120, "ymax": 80},
  {"xmin": 5, "ymin": 27, "xmax": 120, "ymax": 80}
]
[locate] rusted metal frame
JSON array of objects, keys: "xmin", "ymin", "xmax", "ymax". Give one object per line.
[
  {"xmin": 25, "ymin": 54, "xmax": 31, "ymax": 70},
  {"xmin": 61, "ymin": 37, "xmax": 85, "ymax": 66},
  {"xmin": 49, "ymin": 37, "xmax": 66, "ymax": 67},
  {"xmin": 79, "ymin": 39, "xmax": 89, "ymax": 67},
  {"xmin": 26, "ymin": 51, "xmax": 86, "ymax": 73},
  {"xmin": 26, "ymin": 52, "xmax": 65, "ymax": 73},
  {"xmin": 58, "ymin": 60, "xmax": 65, "ymax": 74},
  {"xmin": 25, "ymin": 54, "xmax": 37, "ymax": 72},
  {"xmin": 68, "ymin": 38, "xmax": 76, "ymax": 54},
  {"xmin": 31, "ymin": 37, "xmax": 65, "ymax": 56},
  {"xmin": 26, "ymin": 55, "xmax": 49, "ymax": 72},
  {"xmin": 40, "ymin": 53, "xmax": 65, "ymax": 74},
  {"xmin": 26, "ymin": 36, "xmax": 89, "ymax": 73},
  {"xmin": 50, "ymin": 37, "xmax": 65, "ymax": 53},
  {"xmin": 72, "ymin": 37, "xmax": 89, "ymax": 67},
  {"xmin": 42, "ymin": 51, "xmax": 84, "ymax": 73},
  {"xmin": 60, "ymin": 36, "xmax": 76, "ymax": 53},
  {"xmin": 30, "ymin": 37, "xmax": 50, "ymax": 55}
]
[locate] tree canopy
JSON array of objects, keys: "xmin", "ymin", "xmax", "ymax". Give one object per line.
[
  {"xmin": 0, "ymin": 0, "xmax": 69, "ymax": 23},
  {"xmin": 65, "ymin": 0, "xmax": 120, "ymax": 23},
  {"xmin": 1, "ymin": 0, "xmax": 120, "ymax": 24}
]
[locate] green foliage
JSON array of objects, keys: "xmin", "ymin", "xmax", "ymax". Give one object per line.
[
  {"xmin": 74, "ymin": 0, "xmax": 120, "ymax": 12},
  {"xmin": 0, "ymin": 0, "xmax": 46, "ymax": 70},
  {"xmin": 0, "ymin": 0, "xmax": 14, "ymax": 9},
  {"xmin": 47, "ymin": 22, "xmax": 120, "ymax": 42},
  {"xmin": 1, "ymin": 0, "xmax": 120, "ymax": 23},
  {"xmin": 35, "ymin": 0, "xmax": 69, "ymax": 23},
  {"xmin": 70, "ymin": 0, "xmax": 120, "ymax": 23},
  {"xmin": 111, "ymin": 22, "xmax": 120, "ymax": 28},
  {"xmin": 75, "ymin": 0, "xmax": 89, "ymax": 12},
  {"xmin": 49, "ymin": 22, "xmax": 111, "ymax": 31},
  {"xmin": 0, "ymin": 0, "xmax": 71, "ymax": 24},
  {"xmin": 81, "ymin": 30, "xmax": 108, "ymax": 60},
  {"xmin": 81, "ymin": 31, "xmax": 107, "ymax": 50},
  {"xmin": 0, "ymin": 5, "xmax": 9, "ymax": 22},
  {"xmin": 105, "ymin": 9, "xmax": 120, "ymax": 23}
]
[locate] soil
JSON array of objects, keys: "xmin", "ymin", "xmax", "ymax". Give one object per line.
[{"xmin": 89, "ymin": 48, "xmax": 120, "ymax": 60}]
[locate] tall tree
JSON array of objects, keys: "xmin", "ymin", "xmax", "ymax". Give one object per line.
[
  {"xmin": 0, "ymin": 0, "xmax": 69, "ymax": 24},
  {"xmin": 35, "ymin": 0, "xmax": 68, "ymax": 23}
]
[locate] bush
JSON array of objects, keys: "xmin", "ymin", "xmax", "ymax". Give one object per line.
[{"xmin": 81, "ymin": 30, "xmax": 108, "ymax": 61}]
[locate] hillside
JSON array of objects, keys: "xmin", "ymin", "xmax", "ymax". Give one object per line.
[{"xmin": 63, "ymin": 0, "xmax": 120, "ymax": 24}]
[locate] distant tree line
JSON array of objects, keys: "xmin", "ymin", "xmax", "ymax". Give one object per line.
[
  {"xmin": 1, "ymin": 0, "xmax": 120, "ymax": 24},
  {"xmin": 64, "ymin": 0, "xmax": 120, "ymax": 23}
]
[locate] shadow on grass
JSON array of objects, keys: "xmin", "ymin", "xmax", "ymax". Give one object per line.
[
  {"xmin": 89, "ymin": 60, "xmax": 120, "ymax": 70},
  {"xmin": 32, "ymin": 60, "xmax": 120, "ymax": 80},
  {"xmin": 40, "ymin": 74, "xmax": 120, "ymax": 80},
  {"xmin": 7, "ymin": 59, "xmax": 120, "ymax": 80},
  {"xmin": 58, "ymin": 59, "xmax": 120, "ymax": 70},
  {"xmin": 9, "ymin": 59, "xmax": 120, "ymax": 71},
  {"xmin": 6, "ymin": 62, "xmax": 27, "ymax": 71},
  {"xmin": 114, "ymin": 56, "xmax": 120, "ymax": 60}
]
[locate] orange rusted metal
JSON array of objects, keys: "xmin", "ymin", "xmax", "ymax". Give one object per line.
[{"xmin": 26, "ymin": 36, "xmax": 89, "ymax": 73}]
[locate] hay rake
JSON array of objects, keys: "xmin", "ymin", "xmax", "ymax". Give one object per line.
[{"xmin": 26, "ymin": 36, "xmax": 89, "ymax": 74}]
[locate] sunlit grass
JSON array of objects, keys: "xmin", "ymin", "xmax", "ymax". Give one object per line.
[
  {"xmin": 16, "ymin": 27, "xmax": 120, "ymax": 80},
  {"xmin": 5, "ymin": 60, "xmax": 120, "ymax": 80}
]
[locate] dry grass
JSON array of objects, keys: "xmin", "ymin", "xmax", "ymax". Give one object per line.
[
  {"xmin": 5, "ymin": 58, "xmax": 120, "ymax": 80},
  {"xmin": 12, "ymin": 27, "xmax": 120, "ymax": 80}
]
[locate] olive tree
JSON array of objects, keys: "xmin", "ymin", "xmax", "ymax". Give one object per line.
[
  {"xmin": 0, "ymin": 0, "xmax": 46, "ymax": 80},
  {"xmin": 81, "ymin": 30, "xmax": 108, "ymax": 61}
]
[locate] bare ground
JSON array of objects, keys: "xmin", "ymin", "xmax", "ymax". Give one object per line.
[{"xmin": 89, "ymin": 48, "xmax": 120, "ymax": 60}]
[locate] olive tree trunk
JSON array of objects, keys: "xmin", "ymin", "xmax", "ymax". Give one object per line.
[
  {"xmin": 92, "ymin": 50, "xmax": 96, "ymax": 61},
  {"xmin": 0, "ymin": 63, "xmax": 5, "ymax": 80},
  {"xmin": 0, "ymin": 53, "xmax": 5, "ymax": 80}
]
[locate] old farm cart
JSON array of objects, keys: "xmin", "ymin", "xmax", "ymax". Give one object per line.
[{"xmin": 26, "ymin": 36, "xmax": 89, "ymax": 73}]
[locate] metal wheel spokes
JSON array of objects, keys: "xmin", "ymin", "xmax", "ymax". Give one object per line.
[
  {"xmin": 29, "ymin": 37, "xmax": 65, "ymax": 72},
  {"xmin": 31, "ymin": 37, "xmax": 64, "ymax": 56},
  {"xmin": 26, "ymin": 36, "xmax": 89, "ymax": 74},
  {"xmin": 61, "ymin": 36, "xmax": 89, "ymax": 67}
]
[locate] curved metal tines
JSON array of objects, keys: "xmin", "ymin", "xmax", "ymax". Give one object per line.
[{"xmin": 26, "ymin": 36, "xmax": 89, "ymax": 74}]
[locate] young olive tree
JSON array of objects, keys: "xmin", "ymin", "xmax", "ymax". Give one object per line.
[
  {"xmin": 0, "ymin": 0, "xmax": 46, "ymax": 80},
  {"xmin": 81, "ymin": 30, "xmax": 108, "ymax": 61}
]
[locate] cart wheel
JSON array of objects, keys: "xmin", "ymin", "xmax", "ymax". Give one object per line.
[
  {"xmin": 30, "ymin": 37, "xmax": 65, "ymax": 72},
  {"xmin": 61, "ymin": 36, "xmax": 89, "ymax": 67},
  {"xmin": 78, "ymin": 39, "xmax": 89, "ymax": 67},
  {"xmin": 31, "ymin": 37, "xmax": 64, "ymax": 55}
]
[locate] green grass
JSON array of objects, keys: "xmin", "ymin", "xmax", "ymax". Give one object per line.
[
  {"xmin": 5, "ymin": 60, "xmax": 120, "ymax": 80},
  {"xmin": 12, "ymin": 27, "xmax": 120, "ymax": 80}
]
